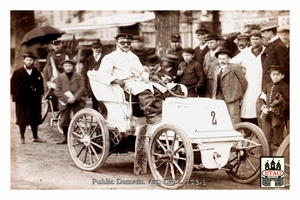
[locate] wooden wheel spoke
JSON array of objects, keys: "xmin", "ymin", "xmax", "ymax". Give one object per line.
[
  {"xmin": 172, "ymin": 160, "xmax": 184, "ymax": 175},
  {"xmin": 89, "ymin": 122, "xmax": 99, "ymax": 137},
  {"xmin": 76, "ymin": 145, "xmax": 85, "ymax": 158},
  {"xmin": 163, "ymin": 162, "xmax": 169, "ymax": 179},
  {"xmin": 72, "ymin": 131, "xmax": 83, "ymax": 139},
  {"xmin": 156, "ymin": 139, "xmax": 167, "ymax": 152},
  {"xmin": 171, "ymin": 132, "xmax": 177, "ymax": 149},
  {"xmin": 173, "ymin": 143, "xmax": 184, "ymax": 154},
  {"xmin": 90, "ymin": 141, "xmax": 103, "ymax": 150},
  {"xmin": 89, "ymin": 145, "xmax": 100, "ymax": 160},
  {"xmin": 169, "ymin": 163, "xmax": 176, "ymax": 179},
  {"xmin": 163, "ymin": 131, "xmax": 170, "ymax": 150},
  {"xmin": 76, "ymin": 121, "xmax": 87, "ymax": 135},
  {"xmin": 87, "ymin": 146, "xmax": 93, "ymax": 165},
  {"xmin": 246, "ymin": 156, "xmax": 257, "ymax": 172}
]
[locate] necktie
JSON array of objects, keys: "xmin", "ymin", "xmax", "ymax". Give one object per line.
[{"xmin": 218, "ymin": 67, "xmax": 223, "ymax": 79}]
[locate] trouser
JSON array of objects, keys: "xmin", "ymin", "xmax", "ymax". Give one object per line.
[
  {"xmin": 60, "ymin": 102, "xmax": 82, "ymax": 127},
  {"xmin": 261, "ymin": 112, "xmax": 285, "ymax": 154},
  {"xmin": 19, "ymin": 124, "xmax": 38, "ymax": 139},
  {"xmin": 138, "ymin": 89, "xmax": 162, "ymax": 123},
  {"xmin": 216, "ymin": 90, "xmax": 241, "ymax": 126},
  {"xmin": 187, "ymin": 86, "xmax": 198, "ymax": 97},
  {"xmin": 256, "ymin": 97, "xmax": 263, "ymax": 128}
]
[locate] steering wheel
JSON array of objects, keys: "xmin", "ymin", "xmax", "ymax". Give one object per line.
[{"xmin": 154, "ymin": 73, "xmax": 173, "ymax": 84}]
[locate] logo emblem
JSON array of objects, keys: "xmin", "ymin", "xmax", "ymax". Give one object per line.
[{"xmin": 260, "ymin": 156, "xmax": 285, "ymax": 187}]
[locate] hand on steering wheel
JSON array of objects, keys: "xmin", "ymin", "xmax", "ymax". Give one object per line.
[{"xmin": 151, "ymin": 73, "xmax": 172, "ymax": 83}]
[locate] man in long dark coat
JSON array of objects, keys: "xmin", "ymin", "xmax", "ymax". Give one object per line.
[
  {"xmin": 256, "ymin": 21, "xmax": 290, "ymax": 128},
  {"xmin": 11, "ymin": 52, "xmax": 45, "ymax": 144}
]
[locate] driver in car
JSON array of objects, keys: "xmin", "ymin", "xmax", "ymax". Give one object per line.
[{"xmin": 94, "ymin": 33, "xmax": 162, "ymax": 124}]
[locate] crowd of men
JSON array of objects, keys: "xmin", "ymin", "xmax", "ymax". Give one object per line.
[{"xmin": 11, "ymin": 20, "xmax": 289, "ymax": 155}]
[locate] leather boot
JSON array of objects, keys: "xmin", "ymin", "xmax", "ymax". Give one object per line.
[
  {"xmin": 57, "ymin": 126, "xmax": 68, "ymax": 144},
  {"xmin": 138, "ymin": 89, "xmax": 162, "ymax": 124}
]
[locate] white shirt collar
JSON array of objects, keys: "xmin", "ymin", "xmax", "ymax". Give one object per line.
[
  {"xmin": 268, "ymin": 36, "xmax": 279, "ymax": 43},
  {"xmin": 24, "ymin": 65, "xmax": 32, "ymax": 75}
]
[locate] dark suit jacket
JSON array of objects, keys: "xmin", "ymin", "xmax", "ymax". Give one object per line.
[
  {"xmin": 54, "ymin": 72, "xmax": 86, "ymax": 111},
  {"xmin": 212, "ymin": 63, "xmax": 248, "ymax": 103},
  {"xmin": 194, "ymin": 45, "xmax": 209, "ymax": 66},
  {"xmin": 261, "ymin": 38, "xmax": 289, "ymax": 87},
  {"xmin": 82, "ymin": 54, "xmax": 104, "ymax": 96},
  {"xmin": 10, "ymin": 67, "xmax": 44, "ymax": 125}
]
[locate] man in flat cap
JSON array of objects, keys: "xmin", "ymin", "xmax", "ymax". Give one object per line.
[
  {"xmin": 93, "ymin": 33, "xmax": 162, "ymax": 124},
  {"xmin": 43, "ymin": 39, "xmax": 73, "ymax": 111},
  {"xmin": 194, "ymin": 28, "xmax": 210, "ymax": 66},
  {"xmin": 212, "ymin": 47, "xmax": 248, "ymax": 126},
  {"xmin": 202, "ymin": 33, "xmax": 222, "ymax": 98},
  {"xmin": 167, "ymin": 33, "xmax": 184, "ymax": 63},
  {"xmin": 54, "ymin": 59, "xmax": 86, "ymax": 144},
  {"xmin": 11, "ymin": 52, "xmax": 45, "ymax": 144},
  {"xmin": 82, "ymin": 40, "xmax": 106, "ymax": 113}
]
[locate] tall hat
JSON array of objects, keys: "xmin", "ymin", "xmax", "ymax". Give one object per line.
[{"xmin": 215, "ymin": 47, "xmax": 233, "ymax": 58}]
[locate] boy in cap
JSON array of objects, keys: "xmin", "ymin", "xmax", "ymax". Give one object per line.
[
  {"xmin": 11, "ymin": 52, "xmax": 45, "ymax": 144},
  {"xmin": 177, "ymin": 48, "xmax": 205, "ymax": 97},
  {"xmin": 212, "ymin": 47, "xmax": 248, "ymax": 126},
  {"xmin": 259, "ymin": 65, "xmax": 289, "ymax": 155},
  {"xmin": 54, "ymin": 59, "xmax": 86, "ymax": 144}
]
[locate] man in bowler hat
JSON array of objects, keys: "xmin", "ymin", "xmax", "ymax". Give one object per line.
[
  {"xmin": 11, "ymin": 52, "xmax": 45, "ymax": 144},
  {"xmin": 212, "ymin": 47, "xmax": 248, "ymax": 126}
]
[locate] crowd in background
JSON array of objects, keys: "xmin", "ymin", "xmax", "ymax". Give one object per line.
[{"xmin": 11, "ymin": 20, "xmax": 290, "ymax": 155}]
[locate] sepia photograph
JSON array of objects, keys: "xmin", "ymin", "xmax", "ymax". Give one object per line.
[{"xmin": 7, "ymin": 1, "xmax": 296, "ymax": 196}]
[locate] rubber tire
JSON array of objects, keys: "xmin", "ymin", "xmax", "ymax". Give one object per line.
[
  {"xmin": 148, "ymin": 123, "xmax": 194, "ymax": 190},
  {"xmin": 68, "ymin": 108, "xmax": 110, "ymax": 171},
  {"xmin": 226, "ymin": 122, "xmax": 269, "ymax": 184}
]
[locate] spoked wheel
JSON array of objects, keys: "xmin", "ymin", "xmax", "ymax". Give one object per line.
[
  {"xmin": 68, "ymin": 108, "xmax": 110, "ymax": 171},
  {"xmin": 41, "ymin": 99, "xmax": 49, "ymax": 123},
  {"xmin": 148, "ymin": 124, "xmax": 194, "ymax": 190},
  {"xmin": 276, "ymin": 134, "xmax": 290, "ymax": 188},
  {"xmin": 226, "ymin": 122, "xmax": 269, "ymax": 183}
]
